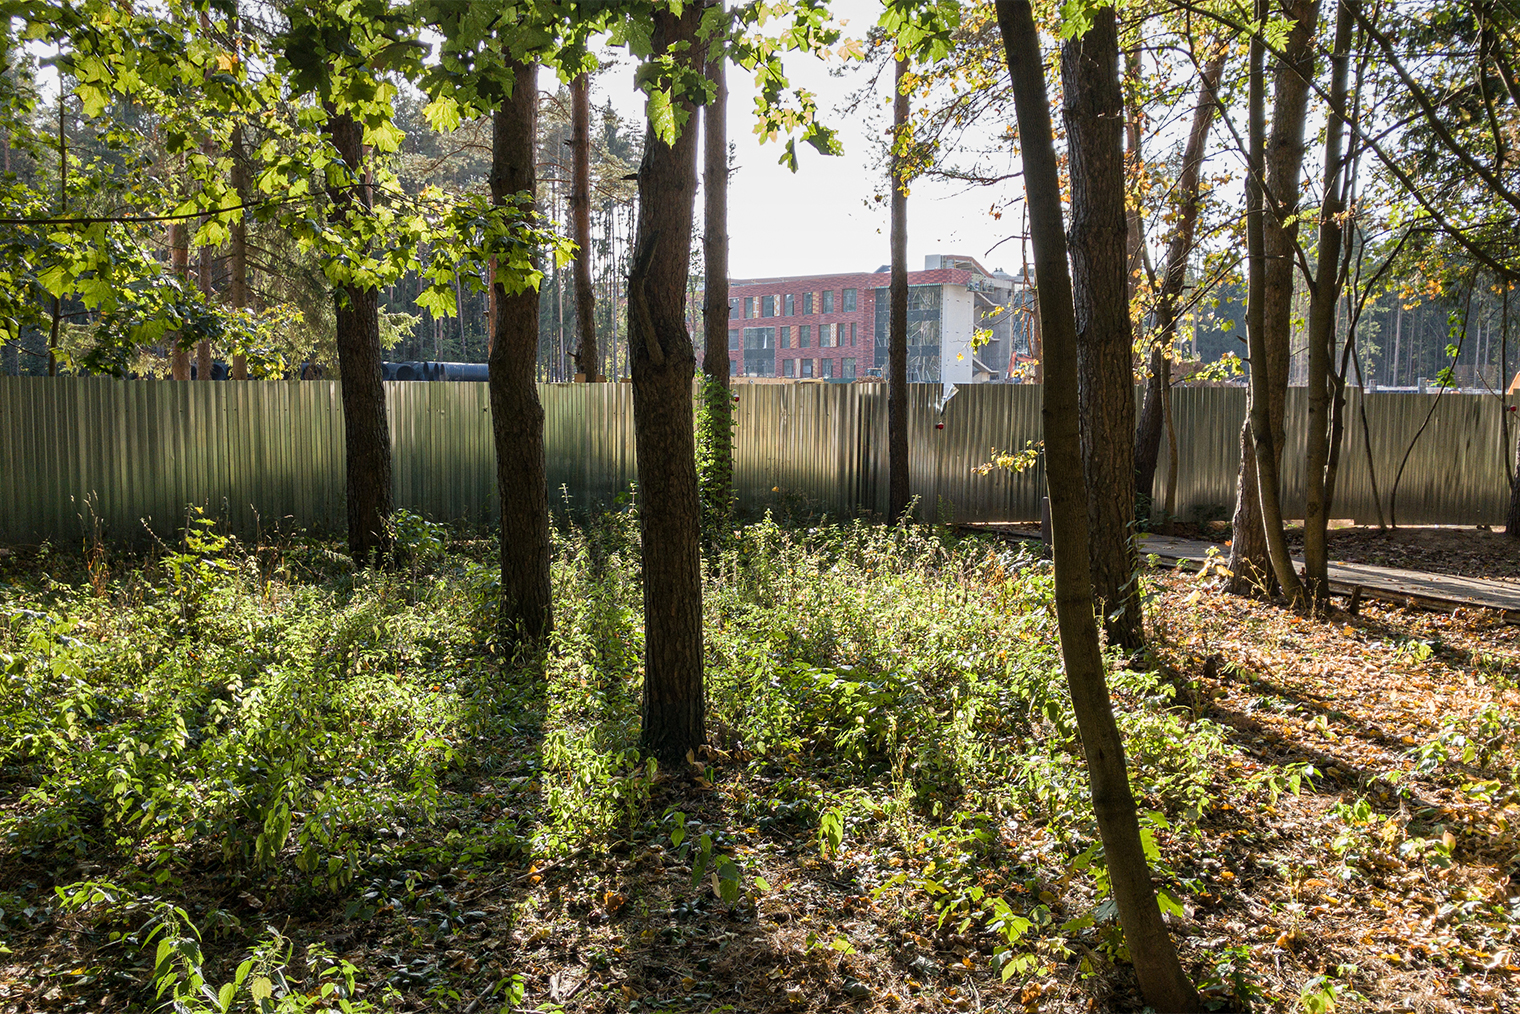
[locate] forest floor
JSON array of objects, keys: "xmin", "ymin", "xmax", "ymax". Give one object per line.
[{"xmin": 2, "ymin": 515, "xmax": 1519, "ymax": 1014}]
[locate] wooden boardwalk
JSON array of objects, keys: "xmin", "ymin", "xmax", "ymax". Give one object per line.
[{"xmin": 962, "ymin": 524, "xmax": 1520, "ymax": 623}]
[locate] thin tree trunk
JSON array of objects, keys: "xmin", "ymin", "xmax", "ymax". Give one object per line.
[
  {"xmin": 1122, "ymin": 47, "xmax": 1147, "ymax": 306},
  {"xmin": 888, "ymin": 55, "xmax": 911, "ymax": 520},
  {"xmin": 324, "ymin": 110, "xmax": 392, "ymax": 565},
  {"xmin": 994, "ymin": 5, "xmax": 1202, "ymax": 1009},
  {"xmin": 1061, "ymin": 8, "xmax": 1142, "ymax": 650},
  {"xmin": 1240, "ymin": 0, "xmax": 1306, "ymax": 606},
  {"xmin": 229, "ymin": 121, "xmax": 250, "ymax": 380},
  {"xmin": 699, "ymin": 19, "xmax": 734, "ymax": 545},
  {"xmin": 1227, "ymin": 0, "xmax": 1319, "ymax": 597},
  {"xmin": 48, "ymin": 94, "xmax": 66, "ymax": 377},
  {"xmin": 569, "ymin": 73, "xmax": 598, "ymax": 382},
  {"xmin": 487, "ymin": 256, "xmax": 496, "ymax": 357},
  {"xmin": 1134, "ymin": 51, "xmax": 1224, "ymax": 513},
  {"xmin": 489, "ymin": 60, "xmax": 553, "ymax": 641},
  {"xmin": 170, "ymin": 222, "xmax": 191, "ymax": 380},
  {"xmin": 197, "ymin": 244, "xmax": 213, "ymax": 379},
  {"xmin": 195, "ymin": 10, "xmax": 216, "ymax": 381},
  {"xmin": 1504, "ymin": 291, "xmax": 1519, "ymax": 536},
  {"xmin": 1302, "ymin": 0, "xmax": 1355, "ymax": 605},
  {"xmin": 1163, "ymin": 378, "xmax": 1179, "ymax": 523},
  {"xmin": 631, "ymin": 4, "xmax": 705, "ymax": 765}
]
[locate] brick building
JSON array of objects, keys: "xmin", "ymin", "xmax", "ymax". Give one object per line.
[{"xmin": 712, "ymin": 254, "xmax": 1037, "ymax": 383}]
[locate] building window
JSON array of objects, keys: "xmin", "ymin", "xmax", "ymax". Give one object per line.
[
  {"xmin": 779, "ymin": 325, "xmax": 791, "ymax": 348},
  {"xmin": 843, "ymin": 288, "xmax": 857, "ymax": 311},
  {"xmin": 799, "ymin": 325, "xmax": 811, "ymax": 348},
  {"xmin": 820, "ymin": 358, "xmax": 833, "ymax": 379},
  {"xmin": 742, "ymin": 326, "xmax": 777, "ymax": 377},
  {"xmin": 822, "ymin": 289, "xmax": 835, "ymax": 314},
  {"xmin": 784, "ymin": 294, "xmax": 795, "ymax": 316},
  {"xmin": 843, "ymin": 358, "xmax": 856, "ymax": 379},
  {"xmin": 730, "ymin": 359, "xmax": 737, "ymax": 375},
  {"xmin": 762, "ymin": 295, "xmax": 776, "ymax": 317},
  {"xmin": 728, "ymin": 298, "xmax": 738, "ymax": 320},
  {"xmin": 802, "ymin": 358, "xmax": 814, "ymax": 378},
  {"xmin": 783, "ymin": 358, "xmax": 795, "ymax": 377},
  {"xmin": 743, "ymin": 296, "xmax": 754, "ymax": 319},
  {"xmin": 803, "ymin": 292, "xmax": 813, "ymax": 315},
  {"xmin": 728, "ymin": 329, "xmax": 740, "ymax": 350},
  {"xmin": 873, "ymin": 284, "xmax": 944, "ymax": 383}
]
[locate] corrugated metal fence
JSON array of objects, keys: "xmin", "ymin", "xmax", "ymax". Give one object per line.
[{"xmin": 0, "ymin": 376, "xmax": 1513, "ymax": 545}]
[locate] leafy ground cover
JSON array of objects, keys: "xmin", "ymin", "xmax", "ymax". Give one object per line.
[{"xmin": 2, "ymin": 512, "xmax": 1518, "ymax": 1013}]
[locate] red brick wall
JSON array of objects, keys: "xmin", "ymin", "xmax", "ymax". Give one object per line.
[{"xmin": 714, "ymin": 268, "xmax": 969, "ymax": 377}]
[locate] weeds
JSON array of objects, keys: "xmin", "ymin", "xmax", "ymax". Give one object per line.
[{"xmin": 6, "ymin": 507, "xmax": 1493, "ymax": 1012}]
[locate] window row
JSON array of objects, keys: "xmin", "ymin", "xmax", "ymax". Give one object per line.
[
  {"xmin": 730, "ymin": 288, "xmax": 859, "ymax": 320},
  {"xmin": 730, "ymin": 357, "xmax": 858, "ymax": 380},
  {"xmin": 729, "ymin": 323, "xmax": 860, "ymax": 350}
]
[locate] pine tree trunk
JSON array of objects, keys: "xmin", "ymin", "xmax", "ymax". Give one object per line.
[
  {"xmin": 569, "ymin": 73, "xmax": 598, "ymax": 382},
  {"xmin": 994, "ymin": 6, "xmax": 1201, "ymax": 1009},
  {"xmin": 1228, "ymin": 0, "xmax": 1319, "ymax": 597},
  {"xmin": 489, "ymin": 60, "xmax": 553, "ymax": 642},
  {"xmin": 1134, "ymin": 52, "xmax": 1224, "ymax": 515},
  {"xmin": 631, "ymin": 4, "xmax": 706, "ymax": 766},
  {"xmin": 699, "ymin": 21, "xmax": 734, "ymax": 545},
  {"xmin": 1061, "ymin": 9, "xmax": 1142, "ymax": 651},
  {"xmin": 325, "ymin": 110, "xmax": 392, "ymax": 565},
  {"xmin": 1302, "ymin": 0, "xmax": 1354, "ymax": 605},
  {"xmin": 888, "ymin": 55, "xmax": 911, "ymax": 521}
]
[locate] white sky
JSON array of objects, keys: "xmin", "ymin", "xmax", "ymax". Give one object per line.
[{"xmin": 592, "ymin": 0, "xmax": 1025, "ymax": 281}]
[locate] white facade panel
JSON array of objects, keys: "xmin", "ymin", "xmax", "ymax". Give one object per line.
[{"xmin": 940, "ymin": 284, "xmax": 976, "ymax": 385}]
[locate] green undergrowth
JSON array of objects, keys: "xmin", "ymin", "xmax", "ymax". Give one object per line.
[{"xmin": 0, "ymin": 508, "xmax": 1266, "ymax": 1011}]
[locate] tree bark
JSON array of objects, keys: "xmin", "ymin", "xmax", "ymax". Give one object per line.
[
  {"xmin": 1228, "ymin": 0, "xmax": 1319, "ymax": 596},
  {"xmin": 1134, "ymin": 51, "xmax": 1225, "ymax": 517},
  {"xmin": 570, "ymin": 72, "xmax": 598, "ymax": 382},
  {"xmin": 699, "ymin": 17, "xmax": 734, "ymax": 545},
  {"xmin": 888, "ymin": 55, "xmax": 911, "ymax": 520},
  {"xmin": 631, "ymin": 4, "xmax": 706, "ymax": 765},
  {"xmin": 1302, "ymin": 0, "xmax": 1355, "ymax": 604},
  {"xmin": 489, "ymin": 60, "xmax": 553, "ymax": 642},
  {"xmin": 1239, "ymin": 0, "xmax": 1306, "ymax": 605},
  {"xmin": 1061, "ymin": 8, "xmax": 1142, "ymax": 651},
  {"xmin": 170, "ymin": 221, "xmax": 191, "ymax": 380},
  {"xmin": 994, "ymin": 5, "xmax": 1202, "ymax": 1009},
  {"xmin": 325, "ymin": 110, "xmax": 392, "ymax": 565}
]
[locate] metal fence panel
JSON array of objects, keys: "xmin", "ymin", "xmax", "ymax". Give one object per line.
[
  {"xmin": 0, "ymin": 377, "xmax": 1513, "ymax": 546},
  {"xmin": 1150, "ymin": 386, "xmax": 1517, "ymax": 527}
]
